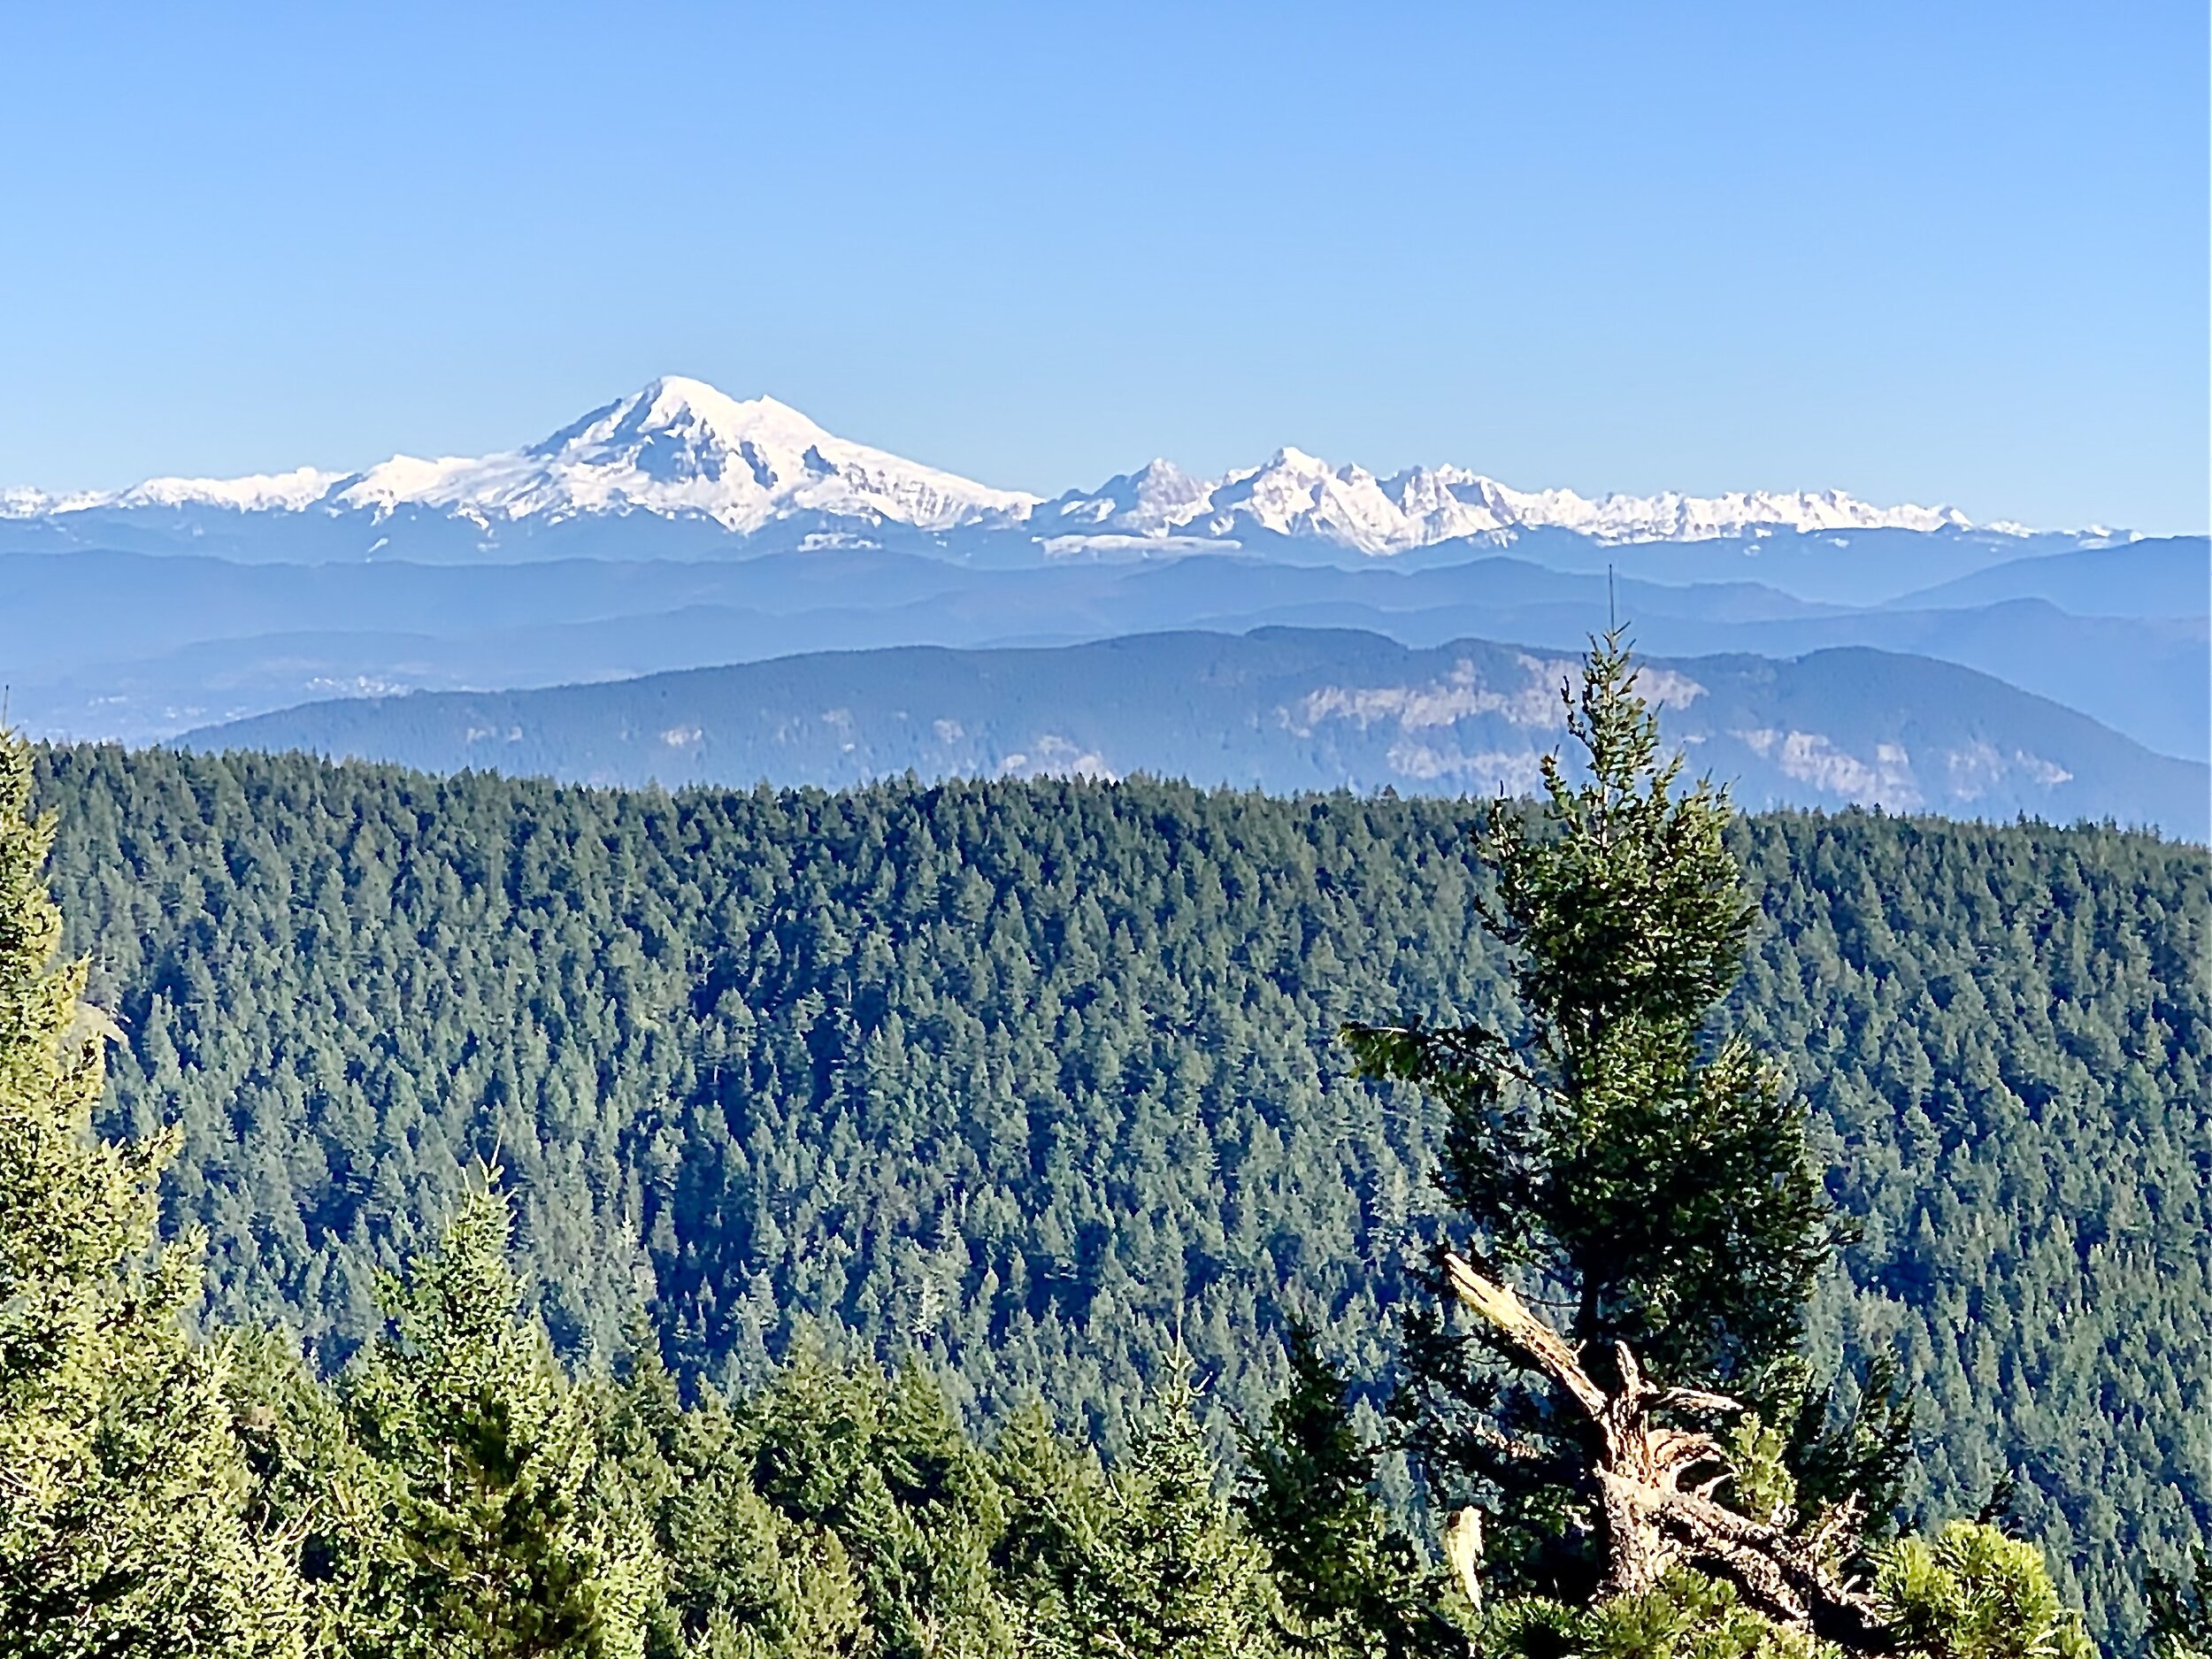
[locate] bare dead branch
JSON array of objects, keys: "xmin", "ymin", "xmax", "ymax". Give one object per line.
[{"xmin": 1438, "ymin": 1249, "xmax": 1898, "ymax": 1650}]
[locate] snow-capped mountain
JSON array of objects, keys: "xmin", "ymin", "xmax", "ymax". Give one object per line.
[
  {"xmin": 3, "ymin": 467, "xmax": 349, "ymax": 517},
  {"xmin": 1040, "ymin": 454, "xmax": 1974, "ymax": 554},
  {"xmin": 3, "ymin": 378, "xmax": 1035, "ymax": 538},
  {"xmin": 326, "ymin": 378, "xmax": 1039, "ymax": 533},
  {"xmin": 3, "ymin": 373, "xmax": 1999, "ymax": 557}
]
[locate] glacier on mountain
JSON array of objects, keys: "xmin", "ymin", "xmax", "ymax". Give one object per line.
[{"xmin": 2, "ymin": 373, "xmax": 1999, "ymax": 551}]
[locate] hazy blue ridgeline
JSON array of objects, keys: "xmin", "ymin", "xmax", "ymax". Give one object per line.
[
  {"xmin": 180, "ymin": 627, "xmax": 2209, "ymax": 841},
  {"xmin": 3, "ymin": 533, "xmax": 2202, "ymax": 764}
]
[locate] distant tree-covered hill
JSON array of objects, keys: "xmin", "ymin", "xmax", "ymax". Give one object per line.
[
  {"xmin": 8, "ymin": 539, "xmax": 2202, "ymax": 761},
  {"xmin": 31, "ymin": 745, "xmax": 2211, "ymax": 1649},
  {"xmin": 182, "ymin": 627, "xmax": 2209, "ymax": 838}
]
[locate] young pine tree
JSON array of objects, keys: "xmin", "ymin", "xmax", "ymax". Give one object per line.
[
  {"xmin": 0, "ymin": 733, "xmax": 308, "ymax": 1655},
  {"xmin": 334, "ymin": 1172, "xmax": 658, "ymax": 1659},
  {"xmin": 1352, "ymin": 633, "xmax": 1838, "ymax": 1380},
  {"xmin": 1017, "ymin": 1355, "xmax": 1286, "ymax": 1659}
]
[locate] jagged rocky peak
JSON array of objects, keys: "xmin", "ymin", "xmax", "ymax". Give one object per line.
[
  {"xmin": 538, "ymin": 377, "xmax": 832, "ymax": 462},
  {"xmin": 1044, "ymin": 457, "xmax": 1217, "ymax": 534}
]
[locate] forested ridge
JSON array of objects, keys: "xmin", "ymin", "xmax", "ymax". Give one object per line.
[{"xmin": 28, "ymin": 741, "xmax": 2212, "ymax": 1647}]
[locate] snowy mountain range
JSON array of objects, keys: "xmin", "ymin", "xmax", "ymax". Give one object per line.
[
  {"xmin": 3, "ymin": 373, "xmax": 2196, "ymax": 833},
  {"xmin": 0, "ymin": 374, "xmax": 2039, "ymax": 558},
  {"xmin": 1036, "ymin": 454, "xmax": 1982, "ymax": 554}
]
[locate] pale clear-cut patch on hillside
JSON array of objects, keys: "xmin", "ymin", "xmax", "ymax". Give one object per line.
[
  {"xmin": 1737, "ymin": 728, "xmax": 1922, "ymax": 808},
  {"xmin": 996, "ymin": 734, "xmax": 1117, "ymax": 781},
  {"xmin": 1946, "ymin": 741, "xmax": 2073, "ymax": 798},
  {"xmin": 1286, "ymin": 655, "xmax": 1704, "ymax": 736},
  {"xmin": 1286, "ymin": 655, "xmax": 1584, "ymax": 734},
  {"xmin": 1732, "ymin": 726, "xmax": 2085, "ymax": 814},
  {"xmin": 1383, "ymin": 741, "xmax": 1550, "ymax": 792}
]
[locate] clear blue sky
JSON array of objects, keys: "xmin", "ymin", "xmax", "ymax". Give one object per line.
[{"xmin": 2, "ymin": 2, "xmax": 2205, "ymax": 532}]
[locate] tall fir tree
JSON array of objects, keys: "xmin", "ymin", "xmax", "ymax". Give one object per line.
[
  {"xmin": 0, "ymin": 732, "xmax": 307, "ymax": 1655},
  {"xmin": 1340, "ymin": 642, "xmax": 2085, "ymax": 1651},
  {"xmin": 1344, "ymin": 635, "xmax": 1844, "ymax": 1598}
]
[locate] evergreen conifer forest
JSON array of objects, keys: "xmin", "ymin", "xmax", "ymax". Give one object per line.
[{"xmin": 6, "ymin": 644, "xmax": 2208, "ymax": 1655}]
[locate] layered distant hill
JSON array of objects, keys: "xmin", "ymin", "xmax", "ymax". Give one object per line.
[
  {"xmin": 4, "ymin": 537, "xmax": 2200, "ymax": 762},
  {"xmin": 6, "ymin": 375, "xmax": 2202, "ymax": 824},
  {"xmin": 185, "ymin": 627, "xmax": 2209, "ymax": 839}
]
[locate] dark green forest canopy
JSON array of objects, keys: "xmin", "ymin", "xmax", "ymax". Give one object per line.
[{"xmin": 30, "ymin": 744, "xmax": 2211, "ymax": 1649}]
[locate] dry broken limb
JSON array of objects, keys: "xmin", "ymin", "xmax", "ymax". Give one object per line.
[{"xmin": 1441, "ymin": 1252, "xmax": 1899, "ymax": 1650}]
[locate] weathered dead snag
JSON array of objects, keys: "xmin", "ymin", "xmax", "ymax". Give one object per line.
[{"xmin": 1442, "ymin": 1253, "xmax": 1897, "ymax": 1649}]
